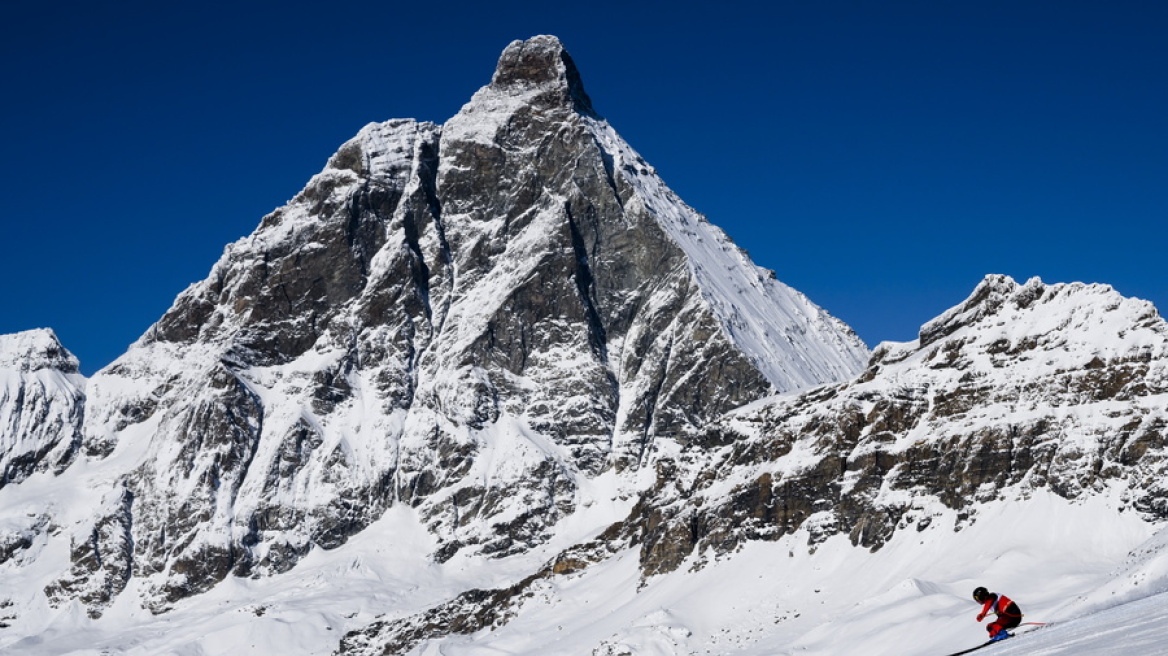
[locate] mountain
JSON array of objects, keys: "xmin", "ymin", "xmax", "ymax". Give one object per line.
[
  {"xmin": 0, "ymin": 34, "xmax": 865, "ymax": 631},
  {"xmin": 3, "ymin": 36, "xmax": 1168, "ymax": 656}
]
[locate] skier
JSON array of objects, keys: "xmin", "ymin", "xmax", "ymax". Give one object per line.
[{"xmin": 972, "ymin": 586, "xmax": 1022, "ymax": 641}]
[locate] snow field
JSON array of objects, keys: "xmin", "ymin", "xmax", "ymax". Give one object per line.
[{"xmin": 391, "ymin": 488, "xmax": 1162, "ymax": 655}]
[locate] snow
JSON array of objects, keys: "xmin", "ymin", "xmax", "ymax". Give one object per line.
[
  {"xmin": 0, "ymin": 329, "xmax": 81, "ymax": 374},
  {"xmin": 7, "ymin": 484, "xmax": 1163, "ymax": 655},
  {"xmin": 381, "ymin": 490, "xmax": 1160, "ymax": 656},
  {"xmin": 582, "ymin": 115, "xmax": 870, "ymax": 392},
  {"xmin": 983, "ymin": 593, "xmax": 1168, "ymax": 656},
  {"xmin": 0, "ymin": 329, "xmax": 86, "ymax": 490}
]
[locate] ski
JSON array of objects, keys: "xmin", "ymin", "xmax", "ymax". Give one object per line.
[
  {"xmin": 941, "ymin": 639, "xmax": 1002, "ymax": 656},
  {"xmin": 942, "ymin": 619, "xmax": 1049, "ymax": 655},
  {"xmin": 943, "ymin": 630, "xmax": 1029, "ymax": 656}
]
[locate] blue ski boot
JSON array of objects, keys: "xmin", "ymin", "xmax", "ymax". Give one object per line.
[{"xmin": 989, "ymin": 630, "xmax": 1011, "ymax": 642}]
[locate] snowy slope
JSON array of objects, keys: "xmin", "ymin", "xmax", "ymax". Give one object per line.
[
  {"xmin": 328, "ymin": 274, "xmax": 1168, "ymax": 654},
  {"xmin": 582, "ymin": 114, "xmax": 867, "ymax": 392},
  {"xmin": 3, "ymin": 489, "xmax": 1166, "ymax": 655},
  {"xmin": 387, "ymin": 492, "xmax": 1161, "ymax": 656},
  {"xmin": 1, "ymin": 275, "xmax": 1165, "ymax": 655},
  {"xmin": 984, "ymin": 592, "xmax": 1168, "ymax": 656}
]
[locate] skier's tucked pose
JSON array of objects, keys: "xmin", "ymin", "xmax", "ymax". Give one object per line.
[{"xmin": 973, "ymin": 587, "xmax": 1022, "ymax": 641}]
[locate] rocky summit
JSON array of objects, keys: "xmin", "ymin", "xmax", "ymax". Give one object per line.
[{"xmin": 2, "ymin": 36, "xmax": 1167, "ymax": 656}]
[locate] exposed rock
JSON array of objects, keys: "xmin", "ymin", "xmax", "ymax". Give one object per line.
[{"xmin": 44, "ymin": 489, "xmax": 134, "ymax": 618}]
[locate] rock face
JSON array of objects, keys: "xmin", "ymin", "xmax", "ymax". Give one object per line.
[
  {"xmin": 1, "ymin": 35, "xmax": 867, "ymax": 619},
  {"xmin": 0, "ymin": 329, "xmax": 85, "ymax": 488}
]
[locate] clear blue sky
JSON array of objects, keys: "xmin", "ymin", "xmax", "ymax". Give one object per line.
[{"xmin": 3, "ymin": 1, "xmax": 1166, "ymax": 375}]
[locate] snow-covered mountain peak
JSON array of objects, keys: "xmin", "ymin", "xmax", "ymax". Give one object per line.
[
  {"xmin": 918, "ymin": 273, "xmax": 1028, "ymax": 347},
  {"xmin": 0, "ymin": 34, "xmax": 876, "ymax": 623},
  {"xmin": 444, "ymin": 35, "xmax": 868, "ymax": 395},
  {"xmin": 0, "ymin": 328, "xmax": 81, "ymax": 374}
]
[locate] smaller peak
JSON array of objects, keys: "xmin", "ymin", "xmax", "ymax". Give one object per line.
[
  {"xmin": 919, "ymin": 275, "xmax": 1020, "ymax": 347},
  {"xmin": 918, "ymin": 274, "xmax": 1165, "ymax": 350},
  {"xmin": 0, "ymin": 328, "xmax": 81, "ymax": 374},
  {"xmin": 489, "ymin": 35, "xmax": 595, "ymax": 115}
]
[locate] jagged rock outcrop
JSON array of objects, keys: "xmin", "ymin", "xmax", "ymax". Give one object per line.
[
  {"xmin": 4, "ymin": 35, "xmax": 867, "ymax": 618},
  {"xmin": 0, "ymin": 329, "xmax": 85, "ymax": 488}
]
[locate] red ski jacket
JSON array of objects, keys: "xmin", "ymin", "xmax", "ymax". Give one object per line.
[{"xmin": 978, "ymin": 594, "xmax": 1021, "ymax": 621}]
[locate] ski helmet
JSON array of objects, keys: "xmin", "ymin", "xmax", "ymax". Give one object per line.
[{"xmin": 972, "ymin": 587, "xmax": 990, "ymax": 602}]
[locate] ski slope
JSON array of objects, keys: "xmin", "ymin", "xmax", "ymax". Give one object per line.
[
  {"xmin": 2, "ymin": 480, "xmax": 1166, "ymax": 654},
  {"xmin": 440, "ymin": 489, "xmax": 1166, "ymax": 656},
  {"xmin": 982, "ymin": 592, "xmax": 1168, "ymax": 655}
]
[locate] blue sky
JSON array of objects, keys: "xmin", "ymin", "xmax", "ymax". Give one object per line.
[{"xmin": 3, "ymin": 1, "xmax": 1166, "ymax": 375}]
